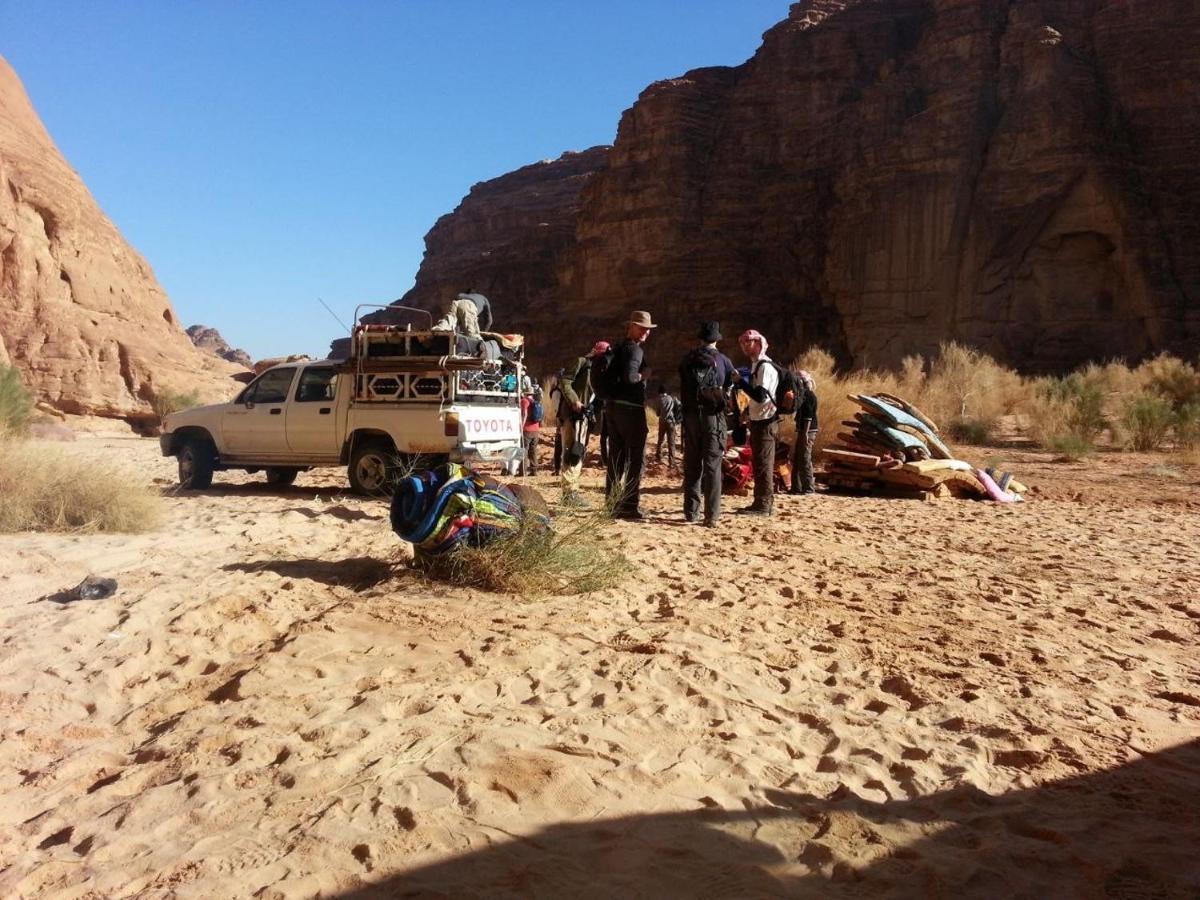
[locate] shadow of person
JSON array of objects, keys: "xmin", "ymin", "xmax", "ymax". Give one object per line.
[
  {"xmin": 164, "ymin": 483, "xmax": 359, "ymax": 500},
  {"xmin": 332, "ymin": 739, "xmax": 1200, "ymax": 899},
  {"xmin": 281, "ymin": 504, "xmax": 385, "ymax": 522},
  {"xmin": 221, "ymin": 556, "xmax": 398, "ymax": 589}
]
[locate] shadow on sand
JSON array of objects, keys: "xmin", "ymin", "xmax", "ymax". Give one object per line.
[
  {"xmin": 222, "ymin": 557, "xmax": 398, "ymax": 589},
  {"xmin": 334, "ymin": 739, "xmax": 1200, "ymax": 898},
  {"xmin": 163, "ymin": 482, "xmax": 366, "ymax": 501}
]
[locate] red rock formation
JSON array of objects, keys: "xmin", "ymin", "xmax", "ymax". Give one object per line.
[
  {"xmin": 393, "ymin": 0, "xmax": 1200, "ymax": 376},
  {"xmin": 0, "ymin": 56, "xmax": 244, "ymax": 424},
  {"xmin": 186, "ymin": 325, "xmax": 252, "ymax": 370}
]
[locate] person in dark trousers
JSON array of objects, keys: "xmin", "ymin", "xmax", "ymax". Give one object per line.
[
  {"xmin": 549, "ymin": 368, "xmax": 565, "ymax": 476},
  {"xmin": 679, "ymin": 321, "xmax": 736, "ymax": 526},
  {"xmin": 790, "ymin": 369, "xmax": 819, "ymax": 494},
  {"xmin": 605, "ymin": 311, "xmax": 656, "ymax": 519},
  {"xmin": 655, "ymin": 385, "xmax": 682, "ymax": 469},
  {"xmin": 733, "ymin": 329, "xmax": 779, "ymax": 516}
]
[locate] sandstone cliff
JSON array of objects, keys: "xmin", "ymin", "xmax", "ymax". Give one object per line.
[
  {"xmin": 186, "ymin": 325, "xmax": 252, "ymax": 370},
  {"xmin": 0, "ymin": 56, "xmax": 244, "ymax": 425},
  {"xmin": 393, "ymin": 0, "xmax": 1200, "ymax": 376}
]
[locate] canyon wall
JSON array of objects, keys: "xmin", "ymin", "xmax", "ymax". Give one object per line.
[
  {"xmin": 393, "ymin": 0, "xmax": 1200, "ymax": 377},
  {"xmin": 0, "ymin": 56, "xmax": 243, "ymax": 425}
]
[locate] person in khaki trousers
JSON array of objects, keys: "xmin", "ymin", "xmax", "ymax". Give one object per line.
[{"xmin": 558, "ymin": 341, "xmax": 609, "ymax": 507}]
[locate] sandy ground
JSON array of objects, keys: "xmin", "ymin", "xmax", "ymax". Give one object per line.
[{"xmin": 2, "ymin": 434, "xmax": 1199, "ymax": 898}]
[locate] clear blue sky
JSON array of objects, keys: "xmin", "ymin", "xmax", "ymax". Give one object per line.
[{"xmin": 1, "ymin": 1, "xmax": 788, "ymax": 360}]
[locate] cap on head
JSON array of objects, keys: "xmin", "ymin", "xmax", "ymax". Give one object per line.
[
  {"xmin": 699, "ymin": 321, "xmax": 722, "ymax": 342},
  {"xmin": 627, "ymin": 310, "xmax": 657, "ymax": 329}
]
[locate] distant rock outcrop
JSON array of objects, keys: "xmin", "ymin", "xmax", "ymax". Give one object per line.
[
  {"xmin": 390, "ymin": 0, "xmax": 1200, "ymax": 376},
  {"xmin": 0, "ymin": 56, "xmax": 244, "ymax": 425},
  {"xmin": 186, "ymin": 325, "xmax": 252, "ymax": 370}
]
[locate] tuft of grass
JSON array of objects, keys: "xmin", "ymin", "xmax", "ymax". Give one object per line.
[
  {"xmin": 417, "ymin": 506, "xmax": 630, "ymax": 596},
  {"xmin": 151, "ymin": 388, "xmax": 202, "ymax": 422},
  {"xmin": 0, "ymin": 438, "xmax": 160, "ymax": 533},
  {"xmin": 0, "ymin": 364, "xmax": 33, "ymax": 436}
]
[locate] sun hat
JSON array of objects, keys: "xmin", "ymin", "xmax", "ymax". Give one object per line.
[
  {"xmin": 627, "ymin": 310, "xmax": 657, "ymax": 329},
  {"xmin": 699, "ymin": 321, "xmax": 722, "ymax": 342}
]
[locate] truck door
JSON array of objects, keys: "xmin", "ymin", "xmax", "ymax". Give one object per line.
[
  {"xmin": 222, "ymin": 367, "xmax": 297, "ymax": 456},
  {"xmin": 286, "ymin": 366, "xmax": 340, "ymax": 457}
]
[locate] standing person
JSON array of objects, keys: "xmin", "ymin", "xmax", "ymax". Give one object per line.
[
  {"xmin": 558, "ymin": 341, "xmax": 609, "ymax": 507},
  {"xmin": 519, "ymin": 385, "xmax": 542, "ymax": 476},
  {"xmin": 790, "ymin": 370, "xmax": 820, "ymax": 494},
  {"xmin": 605, "ymin": 311, "xmax": 656, "ymax": 520},
  {"xmin": 549, "ymin": 368, "xmax": 565, "ymax": 477},
  {"xmin": 679, "ymin": 321, "xmax": 736, "ymax": 526},
  {"xmin": 655, "ymin": 385, "xmax": 682, "ymax": 469},
  {"xmin": 733, "ymin": 329, "xmax": 779, "ymax": 516}
]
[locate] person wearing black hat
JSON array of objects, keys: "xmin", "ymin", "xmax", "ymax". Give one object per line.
[
  {"xmin": 606, "ymin": 311, "xmax": 656, "ymax": 519},
  {"xmin": 677, "ymin": 321, "xmax": 736, "ymax": 526}
]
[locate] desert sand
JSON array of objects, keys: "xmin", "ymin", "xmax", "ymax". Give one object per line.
[{"xmin": 2, "ymin": 434, "xmax": 1199, "ymax": 898}]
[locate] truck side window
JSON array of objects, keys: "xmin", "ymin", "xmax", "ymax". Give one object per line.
[
  {"xmin": 245, "ymin": 368, "xmax": 296, "ymax": 405},
  {"xmin": 296, "ymin": 367, "xmax": 337, "ymax": 402}
]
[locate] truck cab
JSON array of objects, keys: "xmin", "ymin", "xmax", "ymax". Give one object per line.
[{"xmin": 160, "ymin": 323, "xmax": 526, "ymax": 494}]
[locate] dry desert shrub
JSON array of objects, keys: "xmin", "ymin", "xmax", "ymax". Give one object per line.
[
  {"xmin": 150, "ymin": 388, "xmax": 201, "ymax": 422},
  {"xmin": 0, "ymin": 364, "xmax": 33, "ymax": 435},
  {"xmin": 419, "ymin": 506, "xmax": 630, "ymax": 596},
  {"xmin": 1122, "ymin": 392, "xmax": 1175, "ymax": 451},
  {"xmin": 0, "ymin": 438, "xmax": 160, "ymax": 533}
]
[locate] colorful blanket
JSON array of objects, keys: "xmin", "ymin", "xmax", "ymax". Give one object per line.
[{"xmin": 390, "ymin": 463, "xmax": 548, "ymax": 558}]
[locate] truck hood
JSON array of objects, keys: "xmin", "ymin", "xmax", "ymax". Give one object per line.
[{"xmin": 165, "ymin": 402, "xmax": 229, "ymax": 430}]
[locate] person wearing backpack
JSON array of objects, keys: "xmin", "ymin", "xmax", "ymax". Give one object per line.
[
  {"xmin": 604, "ymin": 311, "xmax": 656, "ymax": 520},
  {"xmin": 789, "ymin": 369, "xmax": 820, "ymax": 494},
  {"xmin": 679, "ymin": 321, "xmax": 736, "ymax": 526},
  {"xmin": 655, "ymin": 385, "xmax": 682, "ymax": 470},
  {"xmin": 733, "ymin": 328, "xmax": 791, "ymax": 516},
  {"xmin": 557, "ymin": 341, "xmax": 610, "ymax": 506},
  {"xmin": 518, "ymin": 384, "xmax": 543, "ymax": 476}
]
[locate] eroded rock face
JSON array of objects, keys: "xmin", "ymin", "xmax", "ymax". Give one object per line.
[
  {"xmin": 186, "ymin": 325, "xmax": 252, "ymax": 370},
  {"xmin": 0, "ymin": 56, "xmax": 244, "ymax": 424},
  {"xmin": 394, "ymin": 0, "xmax": 1200, "ymax": 375}
]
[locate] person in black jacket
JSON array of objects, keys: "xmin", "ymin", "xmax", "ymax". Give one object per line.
[
  {"xmin": 604, "ymin": 311, "xmax": 656, "ymax": 519},
  {"xmin": 790, "ymin": 369, "xmax": 820, "ymax": 494},
  {"xmin": 679, "ymin": 321, "xmax": 735, "ymax": 526}
]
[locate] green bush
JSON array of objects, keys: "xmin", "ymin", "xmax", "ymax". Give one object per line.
[
  {"xmin": 1045, "ymin": 433, "xmax": 1094, "ymax": 461},
  {"xmin": 948, "ymin": 419, "xmax": 993, "ymax": 445},
  {"xmin": 1123, "ymin": 393, "xmax": 1174, "ymax": 451},
  {"xmin": 1175, "ymin": 402, "xmax": 1200, "ymax": 448},
  {"xmin": 0, "ymin": 364, "xmax": 33, "ymax": 435},
  {"xmin": 151, "ymin": 388, "xmax": 202, "ymax": 422}
]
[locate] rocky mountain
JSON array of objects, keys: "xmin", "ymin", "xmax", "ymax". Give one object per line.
[
  {"xmin": 390, "ymin": 0, "xmax": 1200, "ymax": 376},
  {"xmin": 0, "ymin": 56, "xmax": 244, "ymax": 426},
  {"xmin": 186, "ymin": 325, "xmax": 252, "ymax": 369}
]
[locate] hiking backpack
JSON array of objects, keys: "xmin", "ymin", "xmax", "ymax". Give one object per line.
[
  {"xmin": 683, "ymin": 352, "xmax": 726, "ymax": 415},
  {"xmin": 528, "ymin": 398, "xmax": 544, "ymax": 425},
  {"xmin": 589, "ymin": 347, "xmax": 616, "ymax": 401},
  {"xmin": 754, "ymin": 360, "xmax": 799, "ymax": 415}
]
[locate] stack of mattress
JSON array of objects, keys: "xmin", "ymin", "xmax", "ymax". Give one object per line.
[{"xmin": 816, "ymin": 394, "xmax": 1028, "ymax": 502}]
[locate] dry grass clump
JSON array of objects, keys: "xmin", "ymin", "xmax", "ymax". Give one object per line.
[
  {"xmin": 0, "ymin": 438, "xmax": 160, "ymax": 533},
  {"xmin": 417, "ymin": 506, "xmax": 630, "ymax": 596}
]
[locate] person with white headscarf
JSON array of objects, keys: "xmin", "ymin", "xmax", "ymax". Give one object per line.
[{"xmin": 733, "ymin": 329, "xmax": 780, "ymax": 516}]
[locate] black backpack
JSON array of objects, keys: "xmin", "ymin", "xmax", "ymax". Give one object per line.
[
  {"xmin": 683, "ymin": 351, "xmax": 726, "ymax": 415},
  {"xmin": 589, "ymin": 348, "xmax": 616, "ymax": 401},
  {"xmin": 754, "ymin": 360, "xmax": 798, "ymax": 415}
]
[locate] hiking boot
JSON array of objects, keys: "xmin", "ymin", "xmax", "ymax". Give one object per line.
[
  {"xmin": 703, "ymin": 518, "xmax": 718, "ymax": 528},
  {"xmin": 616, "ymin": 509, "xmax": 645, "ymax": 521},
  {"xmin": 736, "ymin": 504, "xmax": 766, "ymax": 515}
]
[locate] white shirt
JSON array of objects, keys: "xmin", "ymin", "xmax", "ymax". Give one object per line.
[{"xmin": 747, "ymin": 355, "xmax": 778, "ymax": 421}]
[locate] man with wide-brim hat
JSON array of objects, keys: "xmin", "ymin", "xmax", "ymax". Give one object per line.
[
  {"xmin": 604, "ymin": 310, "xmax": 657, "ymax": 519},
  {"xmin": 678, "ymin": 320, "xmax": 736, "ymax": 526}
]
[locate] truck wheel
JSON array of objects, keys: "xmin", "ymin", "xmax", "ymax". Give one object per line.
[
  {"xmin": 178, "ymin": 439, "xmax": 215, "ymax": 490},
  {"xmin": 349, "ymin": 440, "xmax": 396, "ymax": 495},
  {"xmin": 265, "ymin": 467, "xmax": 299, "ymax": 487}
]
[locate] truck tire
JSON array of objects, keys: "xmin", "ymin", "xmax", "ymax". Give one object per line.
[
  {"xmin": 265, "ymin": 467, "xmax": 300, "ymax": 487},
  {"xmin": 178, "ymin": 439, "xmax": 216, "ymax": 490},
  {"xmin": 349, "ymin": 440, "xmax": 397, "ymax": 496}
]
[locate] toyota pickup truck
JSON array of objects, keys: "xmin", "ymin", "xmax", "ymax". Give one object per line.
[{"xmin": 160, "ymin": 323, "xmax": 526, "ymax": 494}]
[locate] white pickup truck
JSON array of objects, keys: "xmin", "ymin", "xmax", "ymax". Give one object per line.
[{"xmin": 160, "ymin": 323, "xmax": 526, "ymax": 494}]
